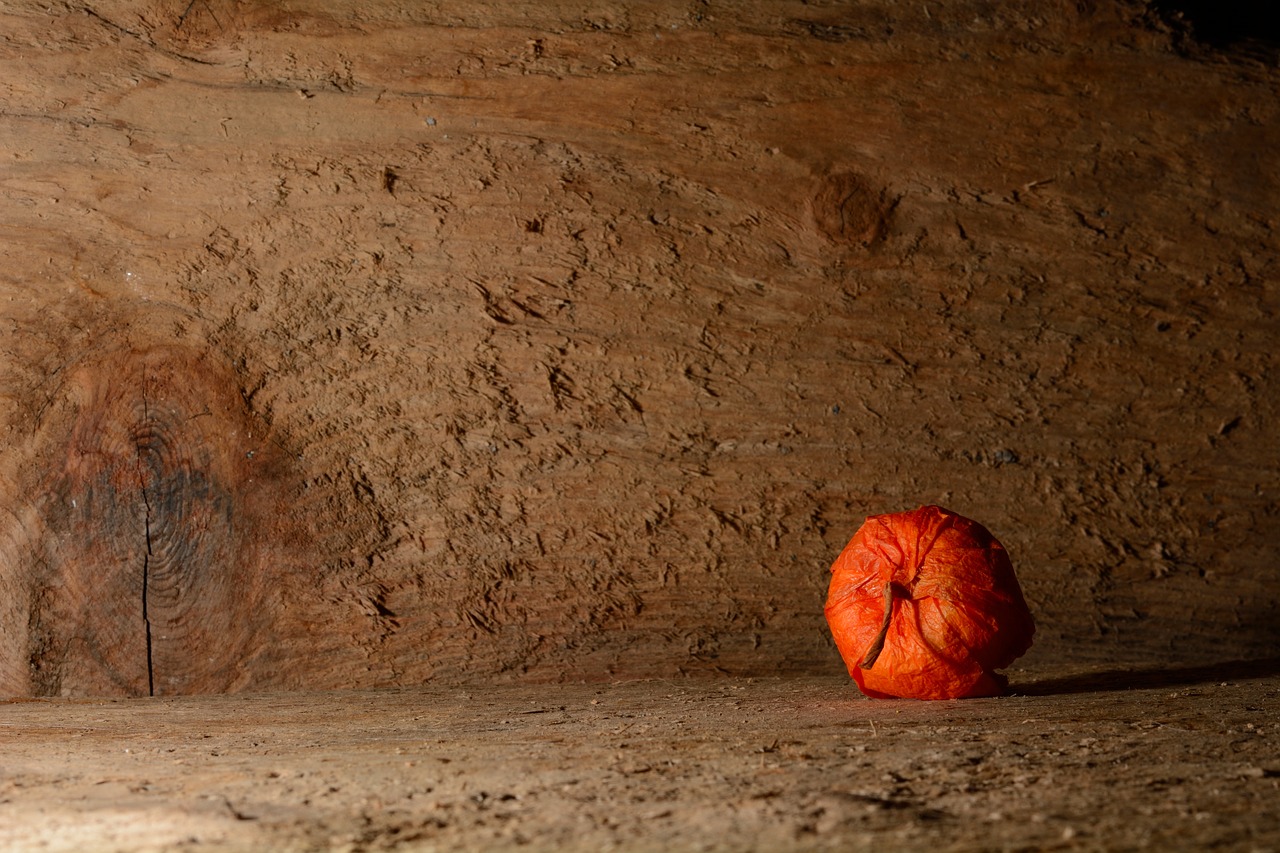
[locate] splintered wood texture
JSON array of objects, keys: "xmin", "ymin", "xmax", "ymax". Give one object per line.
[
  {"xmin": 0, "ymin": 671, "xmax": 1277, "ymax": 851},
  {"xmin": 0, "ymin": 1, "xmax": 1277, "ymax": 695}
]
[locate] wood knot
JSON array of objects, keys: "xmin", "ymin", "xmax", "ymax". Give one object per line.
[
  {"xmin": 17, "ymin": 344, "xmax": 289, "ymax": 697},
  {"xmin": 811, "ymin": 171, "xmax": 897, "ymax": 246}
]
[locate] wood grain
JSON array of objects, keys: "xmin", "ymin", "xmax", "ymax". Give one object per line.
[
  {"xmin": 1, "ymin": 669, "xmax": 1277, "ymax": 850},
  {"xmin": 13, "ymin": 344, "xmax": 284, "ymax": 696},
  {"xmin": 0, "ymin": 0, "xmax": 1276, "ymax": 695}
]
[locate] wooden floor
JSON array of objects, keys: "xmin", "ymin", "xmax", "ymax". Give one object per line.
[{"xmin": 2, "ymin": 664, "xmax": 1277, "ymax": 851}]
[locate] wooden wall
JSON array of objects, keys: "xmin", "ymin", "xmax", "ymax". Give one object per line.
[{"xmin": 0, "ymin": 0, "xmax": 1276, "ymax": 696}]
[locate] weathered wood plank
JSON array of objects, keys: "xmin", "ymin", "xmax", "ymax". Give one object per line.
[
  {"xmin": 1, "ymin": 670, "xmax": 1277, "ymax": 850},
  {"xmin": 0, "ymin": 1, "xmax": 1276, "ymax": 695}
]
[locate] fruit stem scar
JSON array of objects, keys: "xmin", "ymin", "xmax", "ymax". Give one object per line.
[{"xmin": 859, "ymin": 581, "xmax": 895, "ymax": 670}]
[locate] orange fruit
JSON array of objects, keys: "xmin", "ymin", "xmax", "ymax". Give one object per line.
[{"xmin": 825, "ymin": 505, "xmax": 1035, "ymax": 699}]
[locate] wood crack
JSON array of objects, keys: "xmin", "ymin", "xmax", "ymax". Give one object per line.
[{"xmin": 136, "ymin": 378, "xmax": 155, "ymax": 698}]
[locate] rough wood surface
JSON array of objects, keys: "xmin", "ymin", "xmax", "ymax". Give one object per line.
[
  {"xmin": 1, "ymin": 667, "xmax": 1277, "ymax": 851},
  {"xmin": 0, "ymin": 1, "xmax": 1277, "ymax": 695}
]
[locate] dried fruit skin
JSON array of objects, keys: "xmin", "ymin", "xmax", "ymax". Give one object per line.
[{"xmin": 824, "ymin": 505, "xmax": 1035, "ymax": 700}]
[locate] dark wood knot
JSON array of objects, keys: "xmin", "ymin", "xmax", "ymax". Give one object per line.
[{"xmin": 812, "ymin": 171, "xmax": 897, "ymax": 246}]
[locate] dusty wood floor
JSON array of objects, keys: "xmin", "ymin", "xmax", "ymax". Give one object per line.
[{"xmin": 2, "ymin": 664, "xmax": 1277, "ymax": 851}]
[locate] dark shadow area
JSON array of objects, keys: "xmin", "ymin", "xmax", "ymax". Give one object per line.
[
  {"xmin": 1014, "ymin": 657, "xmax": 1280, "ymax": 696},
  {"xmin": 1152, "ymin": 1, "xmax": 1280, "ymax": 60}
]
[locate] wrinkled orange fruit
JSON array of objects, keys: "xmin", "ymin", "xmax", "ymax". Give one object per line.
[{"xmin": 824, "ymin": 505, "xmax": 1035, "ymax": 700}]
